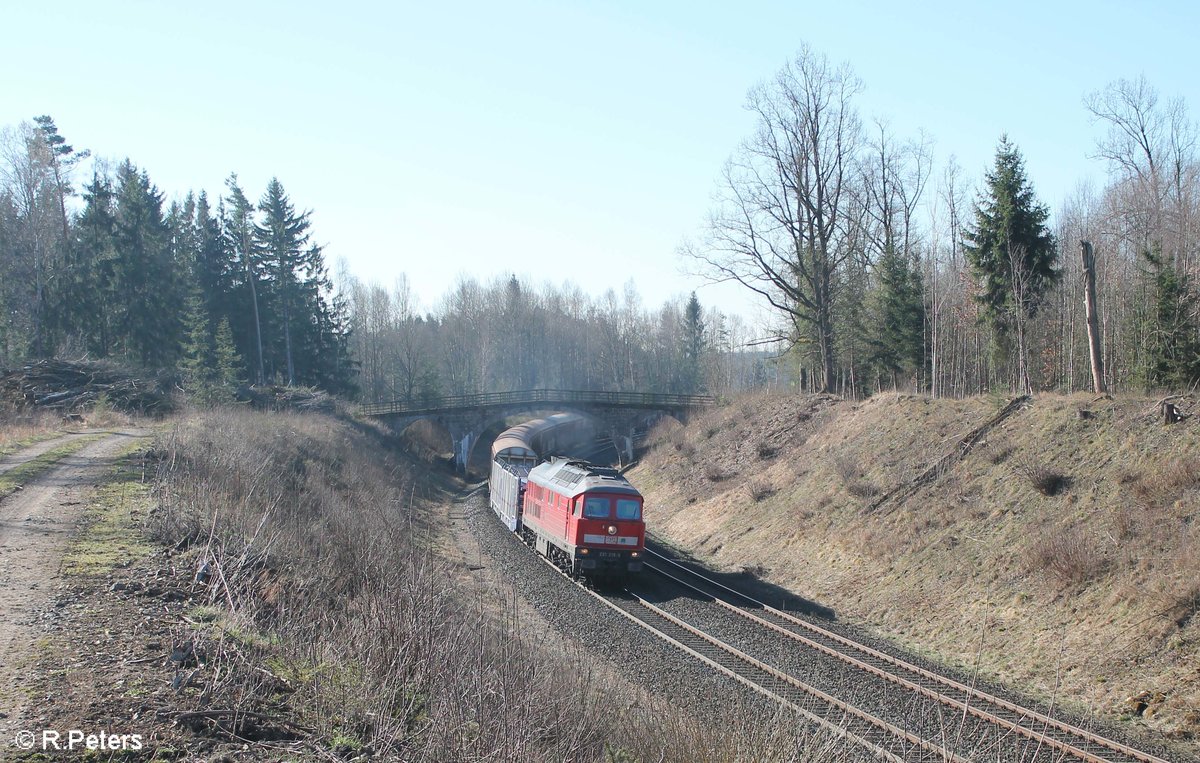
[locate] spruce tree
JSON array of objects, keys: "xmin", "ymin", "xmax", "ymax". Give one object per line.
[
  {"xmin": 254, "ymin": 178, "xmax": 310, "ymax": 386},
  {"xmin": 213, "ymin": 318, "xmax": 244, "ymax": 398},
  {"xmin": 870, "ymin": 246, "xmax": 926, "ymax": 387},
  {"xmin": 221, "ymin": 176, "xmax": 267, "ymax": 385},
  {"xmin": 964, "ymin": 136, "xmax": 1058, "ymax": 391},
  {"xmin": 680, "ymin": 292, "xmax": 706, "ymax": 393},
  {"xmin": 53, "ymin": 173, "xmax": 116, "ymax": 355},
  {"xmin": 179, "ymin": 291, "xmax": 217, "ymax": 405},
  {"xmin": 964, "ymin": 137, "xmax": 1057, "ymax": 336},
  {"xmin": 112, "ymin": 161, "xmax": 180, "ymax": 367},
  {"xmin": 1139, "ymin": 249, "xmax": 1200, "ymax": 389}
]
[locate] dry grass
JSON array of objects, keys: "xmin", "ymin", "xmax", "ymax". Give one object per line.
[
  {"xmin": 0, "ymin": 406, "xmax": 63, "ymax": 453},
  {"xmin": 151, "ymin": 410, "xmax": 613, "ymax": 760}
]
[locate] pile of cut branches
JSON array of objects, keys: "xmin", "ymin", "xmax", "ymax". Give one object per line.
[
  {"xmin": 244, "ymin": 384, "xmax": 336, "ymax": 413},
  {"xmin": 0, "ymin": 359, "xmax": 172, "ymax": 414}
]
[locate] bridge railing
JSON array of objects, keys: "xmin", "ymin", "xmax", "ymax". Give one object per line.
[{"xmin": 360, "ymin": 389, "xmax": 717, "ymax": 417}]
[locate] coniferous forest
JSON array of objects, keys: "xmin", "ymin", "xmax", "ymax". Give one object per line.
[
  {"xmin": 3, "ymin": 54, "xmax": 1200, "ymax": 403},
  {"xmin": 0, "ymin": 118, "xmax": 353, "ymax": 398}
]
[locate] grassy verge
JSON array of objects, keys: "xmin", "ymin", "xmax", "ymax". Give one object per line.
[
  {"xmin": 60, "ymin": 440, "xmax": 155, "ymax": 577},
  {"xmin": 0, "ymin": 435, "xmax": 106, "ymax": 500}
]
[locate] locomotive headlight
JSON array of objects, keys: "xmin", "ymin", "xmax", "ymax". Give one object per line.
[
  {"xmin": 630, "ymin": 551, "xmax": 641, "ymax": 558},
  {"xmin": 579, "ymin": 548, "xmax": 590, "ymax": 555}
]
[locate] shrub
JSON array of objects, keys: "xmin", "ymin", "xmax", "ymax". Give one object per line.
[
  {"xmin": 756, "ymin": 440, "xmax": 778, "ymax": 460},
  {"xmin": 846, "ymin": 480, "xmax": 880, "ymax": 499},
  {"xmin": 746, "ymin": 478, "xmax": 775, "ymax": 502},
  {"xmin": 1015, "ymin": 458, "xmax": 1070, "ymax": 496},
  {"xmin": 1026, "ymin": 526, "xmax": 1107, "ymax": 587},
  {"xmin": 704, "ymin": 463, "xmax": 731, "ymax": 482}
]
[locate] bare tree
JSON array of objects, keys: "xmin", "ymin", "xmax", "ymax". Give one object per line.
[
  {"xmin": 686, "ymin": 45, "xmax": 863, "ymax": 393},
  {"xmin": 1085, "ymin": 76, "xmax": 1198, "ymax": 269}
]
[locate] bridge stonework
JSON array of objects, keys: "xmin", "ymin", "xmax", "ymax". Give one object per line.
[{"xmin": 361, "ymin": 390, "xmax": 716, "ymax": 470}]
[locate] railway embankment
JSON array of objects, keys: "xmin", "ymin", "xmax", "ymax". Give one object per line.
[{"xmin": 629, "ymin": 391, "xmax": 1200, "ymax": 752}]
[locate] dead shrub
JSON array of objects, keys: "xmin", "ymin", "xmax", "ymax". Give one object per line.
[
  {"xmin": 704, "ymin": 463, "xmax": 731, "ymax": 482},
  {"xmin": 746, "ymin": 478, "xmax": 775, "ymax": 502},
  {"xmin": 1026, "ymin": 526, "xmax": 1108, "ymax": 587},
  {"xmin": 831, "ymin": 453, "xmax": 858, "ymax": 484},
  {"xmin": 1110, "ymin": 505, "xmax": 1138, "ymax": 542},
  {"xmin": 988, "ymin": 445, "xmax": 1016, "ymax": 465},
  {"xmin": 1015, "ymin": 458, "xmax": 1071, "ymax": 496},
  {"xmin": 1162, "ymin": 457, "xmax": 1200, "ymax": 491},
  {"xmin": 756, "ymin": 440, "xmax": 778, "ymax": 460},
  {"xmin": 846, "ymin": 480, "xmax": 880, "ymax": 499},
  {"xmin": 831, "ymin": 452, "xmax": 877, "ymax": 499}
]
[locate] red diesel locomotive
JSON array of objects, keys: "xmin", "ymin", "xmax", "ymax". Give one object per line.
[{"xmin": 520, "ymin": 457, "xmax": 644, "ymax": 577}]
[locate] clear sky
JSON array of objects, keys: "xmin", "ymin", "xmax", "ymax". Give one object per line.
[{"xmin": 4, "ymin": 0, "xmax": 1198, "ymax": 323}]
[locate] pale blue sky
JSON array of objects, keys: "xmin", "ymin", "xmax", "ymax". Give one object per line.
[{"xmin": 4, "ymin": 1, "xmax": 1197, "ymax": 323}]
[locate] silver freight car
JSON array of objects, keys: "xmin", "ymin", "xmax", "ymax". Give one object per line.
[{"xmin": 488, "ymin": 413, "xmax": 592, "ymax": 531}]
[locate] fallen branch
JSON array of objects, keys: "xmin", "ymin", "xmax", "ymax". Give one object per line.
[{"xmin": 158, "ymin": 708, "xmax": 313, "ymax": 734}]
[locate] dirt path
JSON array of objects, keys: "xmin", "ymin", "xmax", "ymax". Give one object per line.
[
  {"xmin": 0, "ymin": 428, "xmax": 148, "ymax": 736},
  {"xmin": 0, "ymin": 430, "xmax": 94, "ymax": 477}
]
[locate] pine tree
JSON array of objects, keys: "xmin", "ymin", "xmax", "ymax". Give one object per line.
[{"xmin": 964, "ymin": 136, "xmax": 1058, "ymax": 391}]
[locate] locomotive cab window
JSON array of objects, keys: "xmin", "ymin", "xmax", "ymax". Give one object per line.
[
  {"xmin": 616, "ymin": 498, "xmax": 641, "ymax": 520},
  {"xmin": 583, "ymin": 497, "xmax": 610, "ymax": 518}
]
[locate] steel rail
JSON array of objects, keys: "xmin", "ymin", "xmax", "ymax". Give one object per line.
[{"xmin": 643, "ymin": 548, "xmax": 1170, "ymax": 763}]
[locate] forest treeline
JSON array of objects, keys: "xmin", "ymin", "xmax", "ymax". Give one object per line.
[{"xmin": 2, "ymin": 50, "xmax": 1199, "ymax": 403}]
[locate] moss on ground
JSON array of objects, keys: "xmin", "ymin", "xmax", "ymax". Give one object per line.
[{"xmin": 60, "ymin": 441, "xmax": 154, "ymax": 577}]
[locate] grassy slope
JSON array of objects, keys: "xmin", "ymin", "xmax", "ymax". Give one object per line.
[{"xmin": 631, "ymin": 391, "xmax": 1200, "ymax": 742}]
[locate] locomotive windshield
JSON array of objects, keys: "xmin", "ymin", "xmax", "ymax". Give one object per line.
[
  {"xmin": 616, "ymin": 498, "xmax": 641, "ymax": 520},
  {"xmin": 583, "ymin": 496, "xmax": 610, "ymax": 518}
]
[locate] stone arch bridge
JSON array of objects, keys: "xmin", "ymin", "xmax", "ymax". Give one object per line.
[{"xmin": 361, "ymin": 389, "xmax": 716, "ymax": 470}]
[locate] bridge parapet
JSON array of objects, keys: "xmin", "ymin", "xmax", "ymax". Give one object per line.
[{"xmin": 360, "ymin": 389, "xmax": 717, "ymax": 417}]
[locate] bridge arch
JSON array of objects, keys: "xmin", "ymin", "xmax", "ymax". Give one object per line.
[{"xmin": 362, "ymin": 389, "xmax": 717, "ymax": 471}]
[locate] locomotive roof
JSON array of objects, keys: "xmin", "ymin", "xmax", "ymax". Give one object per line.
[{"xmin": 527, "ymin": 457, "xmax": 641, "ymax": 498}]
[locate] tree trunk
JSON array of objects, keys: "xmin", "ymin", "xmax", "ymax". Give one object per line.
[{"xmin": 1080, "ymin": 240, "xmax": 1107, "ymax": 395}]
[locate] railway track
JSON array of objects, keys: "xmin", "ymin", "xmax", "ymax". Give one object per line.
[
  {"xmin": 522, "ymin": 540, "xmax": 948, "ymax": 759},
  {"xmin": 594, "ymin": 584, "xmax": 964, "ymax": 762},
  {"xmin": 639, "ymin": 545, "xmax": 1173, "ymax": 763}
]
